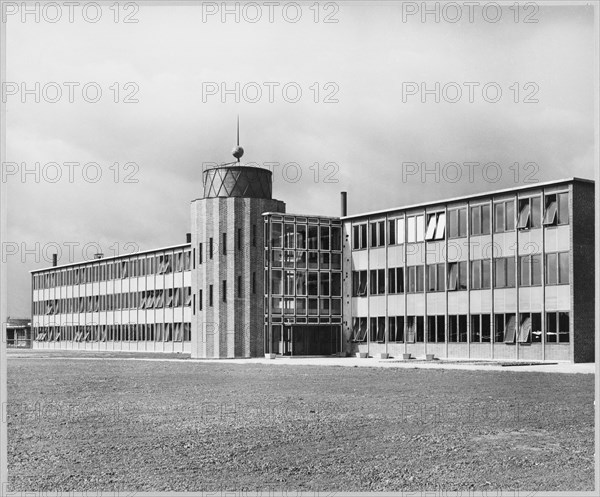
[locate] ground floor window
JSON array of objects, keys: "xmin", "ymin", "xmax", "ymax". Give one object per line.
[
  {"xmin": 546, "ymin": 311, "xmax": 570, "ymax": 343},
  {"xmin": 470, "ymin": 314, "xmax": 491, "ymax": 343}
]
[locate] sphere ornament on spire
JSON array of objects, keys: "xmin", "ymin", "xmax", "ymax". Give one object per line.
[{"xmin": 232, "ymin": 145, "xmax": 244, "ymax": 160}]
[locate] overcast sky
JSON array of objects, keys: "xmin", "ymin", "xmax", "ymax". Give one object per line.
[{"xmin": 4, "ymin": 2, "xmax": 596, "ymax": 316}]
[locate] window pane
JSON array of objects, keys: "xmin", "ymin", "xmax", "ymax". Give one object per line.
[
  {"xmin": 543, "ymin": 197, "xmax": 557, "ymax": 225},
  {"xmin": 546, "ymin": 312, "xmax": 557, "ymax": 343},
  {"xmin": 415, "ymin": 215, "xmax": 424, "ymax": 242},
  {"xmin": 330, "ymin": 226, "xmax": 341, "ymax": 251},
  {"xmin": 506, "ymin": 257, "xmax": 515, "ymax": 287},
  {"xmin": 495, "ymin": 259, "xmax": 506, "ymax": 288},
  {"xmin": 482, "ymin": 260, "xmax": 491, "ymax": 289},
  {"xmin": 471, "ymin": 206, "xmax": 481, "ymax": 235},
  {"xmin": 471, "ymin": 260, "xmax": 481, "ymax": 290},
  {"xmin": 558, "ymin": 312, "xmax": 570, "ymax": 342},
  {"xmin": 398, "ymin": 218, "xmax": 405, "ymax": 244},
  {"xmin": 449, "ymin": 210, "xmax": 459, "ymax": 238},
  {"xmin": 331, "ymin": 273, "xmax": 342, "ymax": 296},
  {"xmin": 458, "ymin": 208, "xmax": 467, "ymax": 237},
  {"xmin": 546, "ymin": 253, "xmax": 558, "ymax": 285},
  {"xmin": 296, "ymin": 225, "xmax": 307, "ymax": 249},
  {"xmin": 370, "ymin": 223, "xmax": 377, "ymax": 247},
  {"xmin": 437, "ymin": 263, "xmax": 445, "ymax": 291},
  {"xmin": 425, "ymin": 214, "xmax": 437, "ymax": 240},
  {"xmin": 407, "ymin": 217, "xmax": 416, "ymax": 243},
  {"xmin": 481, "ymin": 204, "xmax": 490, "ymax": 235},
  {"xmin": 558, "ymin": 252, "xmax": 569, "ymax": 284},
  {"xmin": 416, "ymin": 265, "xmax": 424, "ymax": 292},
  {"xmin": 558, "ymin": 192, "xmax": 569, "ymax": 225},
  {"xmin": 505, "ymin": 200, "xmax": 515, "ymax": 230},
  {"xmin": 517, "ymin": 200, "xmax": 530, "ymax": 229},
  {"xmin": 458, "ymin": 261, "xmax": 467, "ymax": 290},
  {"xmin": 378, "ymin": 269, "xmax": 386, "ymax": 294},
  {"xmin": 320, "ymin": 272, "xmax": 330, "ymax": 296},
  {"xmin": 284, "ymin": 224, "xmax": 295, "ymax": 248},
  {"xmin": 519, "ymin": 256, "xmax": 530, "ymax": 286},
  {"xmin": 531, "ymin": 254, "xmax": 542, "ymax": 286},
  {"xmin": 494, "ymin": 203, "xmax": 505, "ymax": 233},
  {"xmin": 435, "ymin": 213, "xmax": 446, "ymax": 240},
  {"xmin": 271, "ymin": 270, "xmax": 283, "ymax": 295},
  {"xmin": 352, "ymin": 226, "xmax": 359, "ymax": 250},
  {"xmin": 428, "ymin": 265, "xmax": 436, "ymax": 292},
  {"xmin": 308, "ymin": 272, "xmax": 318, "ymax": 295},
  {"xmin": 531, "ymin": 197, "xmax": 542, "ymax": 228},
  {"xmin": 320, "ymin": 226, "xmax": 330, "ymax": 251},
  {"xmin": 360, "ymin": 224, "xmax": 367, "ymax": 249},
  {"xmin": 271, "ymin": 223, "xmax": 282, "ymax": 248},
  {"xmin": 308, "ymin": 226, "xmax": 319, "ymax": 250},
  {"xmin": 388, "ymin": 220, "xmax": 396, "ymax": 245}
]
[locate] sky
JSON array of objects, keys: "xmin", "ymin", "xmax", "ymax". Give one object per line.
[{"xmin": 2, "ymin": 2, "xmax": 596, "ymax": 317}]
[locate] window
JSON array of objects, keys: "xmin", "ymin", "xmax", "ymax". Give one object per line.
[
  {"xmin": 237, "ymin": 228, "xmax": 242, "ymax": 251},
  {"xmin": 209, "ymin": 285, "xmax": 213, "ymax": 307},
  {"xmin": 352, "ymin": 224, "xmax": 368, "ymax": 250},
  {"xmin": 425, "ymin": 212, "xmax": 446, "ymax": 241},
  {"xmin": 407, "ymin": 265, "xmax": 424, "ymax": 293},
  {"xmin": 546, "ymin": 252, "xmax": 569, "ymax": 285},
  {"xmin": 448, "ymin": 315, "xmax": 468, "ymax": 342},
  {"xmin": 271, "ymin": 270, "xmax": 283, "ymax": 295},
  {"xmin": 222, "ymin": 233, "xmax": 227, "ymax": 255},
  {"xmin": 351, "ymin": 317, "xmax": 368, "ymax": 342},
  {"xmin": 237, "ymin": 276, "xmax": 242, "ymax": 298},
  {"xmin": 543, "ymin": 193, "xmax": 569, "ymax": 226},
  {"xmin": 284, "ymin": 223, "xmax": 295, "ymax": 249},
  {"xmin": 387, "ymin": 267, "xmax": 404, "ymax": 294},
  {"xmin": 252, "ymin": 272, "xmax": 256, "ymax": 294},
  {"xmin": 296, "ymin": 225, "xmax": 307, "ymax": 249},
  {"xmin": 448, "ymin": 208, "xmax": 467, "ymax": 238},
  {"xmin": 370, "ymin": 221, "xmax": 385, "ymax": 247},
  {"xmin": 352, "ymin": 270, "xmax": 368, "ymax": 297},
  {"xmin": 517, "ymin": 312, "xmax": 542, "ymax": 343},
  {"xmin": 470, "ymin": 204, "xmax": 491, "ymax": 235},
  {"xmin": 252, "ymin": 224, "xmax": 257, "ymax": 247},
  {"xmin": 517, "ymin": 196, "xmax": 542, "ymax": 230},
  {"xmin": 308, "ymin": 225, "xmax": 319, "ymax": 250},
  {"xmin": 470, "ymin": 260, "xmax": 491, "ymax": 290},
  {"xmin": 331, "ymin": 226, "xmax": 341, "ymax": 251},
  {"xmin": 405, "ymin": 316, "xmax": 424, "ymax": 342},
  {"xmin": 427, "ymin": 315, "xmax": 445, "ymax": 342},
  {"xmin": 406, "ymin": 215, "xmax": 424, "ymax": 243},
  {"xmin": 369, "ymin": 269, "xmax": 385, "ymax": 295},
  {"xmin": 470, "ymin": 314, "xmax": 491, "ymax": 342},
  {"xmin": 198, "ymin": 243, "xmax": 203, "ymax": 264},
  {"xmin": 388, "ymin": 219, "xmax": 396, "ymax": 245},
  {"xmin": 494, "ymin": 199, "xmax": 515, "ymax": 232},
  {"xmin": 209, "ymin": 238, "xmax": 214, "ymax": 259},
  {"xmin": 546, "ymin": 311, "xmax": 569, "ymax": 343},
  {"xmin": 320, "ymin": 225, "xmax": 331, "ymax": 250},
  {"xmin": 519, "ymin": 254, "xmax": 542, "ymax": 287},
  {"xmin": 494, "ymin": 257, "xmax": 516, "ymax": 288},
  {"xmin": 271, "ymin": 223, "xmax": 282, "ymax": 248},
  {"xmin": 447, "ymin": 261, "xmax": 468, "ymax": 291},
  {"xmin": 199, "ymin": 289, "xmax": 203, "ymax": 311},
  {"xmin": 388, "ymin": 316, "xmax": 405, "ymax": 342},
  {"xmin": 427, "ymin": 263, "xmax": 445, "ymax": 292},
  {"xmin": 369, "ymin": 317, "xmax": 386, "ymax": 342},
  {"xmin": 494, "ymin": 313, "xmax": 516, "ymax": 343}
]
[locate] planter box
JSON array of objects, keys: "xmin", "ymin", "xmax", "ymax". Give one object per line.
[
  {"xmin": 337, "ymin": 351, "xmax": 348, "ymax": 357},
  {"xmin": 402, "ymin": 353, "xmax": 412, "ymax": 360},
  {"xmin": 264, "ymin": 353, "xmax": 277, "ymax": 359},
  {"xmin": 356, "ymin": 352, "xmax": 368, "ymax": 358},
  {"xmin": 426, "ymin": 353, "xmax": 435, "ymax": 361},
  {"xmin": 378, "ymin": 353, "xmax": 389, "ymax": 359}
]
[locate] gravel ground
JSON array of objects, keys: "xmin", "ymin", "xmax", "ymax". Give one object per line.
[{"xmin": 7, "ymin": 357, "xmax": 595, "ymax": 492}]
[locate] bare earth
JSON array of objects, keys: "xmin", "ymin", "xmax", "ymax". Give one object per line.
[{"xmin": 7, "ymin": 352, "xmax": 594, "ymax": 492}]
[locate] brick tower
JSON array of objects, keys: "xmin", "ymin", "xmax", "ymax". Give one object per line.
[{"xmin": 190, "ymin": 139, "xmax": 285, "ymax": 358}]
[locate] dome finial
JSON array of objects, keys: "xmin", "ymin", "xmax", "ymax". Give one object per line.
[{"xmin": 232, "ymin": 114, "xmax": 244, "ymax": 162}]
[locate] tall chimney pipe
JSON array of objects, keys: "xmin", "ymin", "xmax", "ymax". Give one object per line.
[
  {"xmin": 340, "ymin": 191, "xmax": 347, "ymax": 217},
  {"xmin": 52, "ymin": 254, "xmax": 57, "ymax": 267}
]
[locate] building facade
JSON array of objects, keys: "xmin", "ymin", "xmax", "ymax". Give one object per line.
[{"xmin": 30, "ymin": 171, "xmax": 595, "ymax": 362}]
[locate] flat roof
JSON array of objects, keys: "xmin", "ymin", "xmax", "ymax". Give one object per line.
[
  {"xmin": 341, "ymin": 177, "xmax": 593, "ymax": 221},
  {"xmin": 31, "ymin": 242, "xmax": 191, "ymax": 274},
  {"xmin": 262, "ymin": 212, "xmax": 341, "ymax": 220}
]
